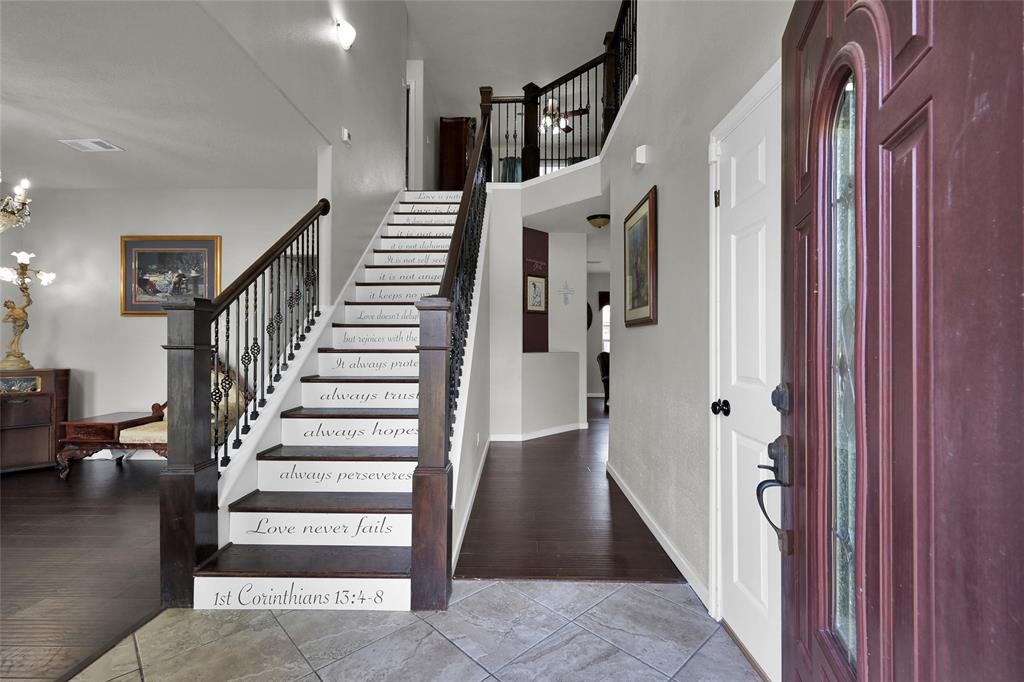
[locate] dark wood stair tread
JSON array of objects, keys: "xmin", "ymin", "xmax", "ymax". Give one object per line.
[
  {"xmin": 317, "ymin": 348, "xmax": 418, "ymax": 353},
  {"xmin": 333, "ymin": 323, "xmax": 419, "ymax": 328},
  {"xmin": 370, "ymin": 246, "xmax": 446, "ymax": 251},
  {"xmin": 257, "ymin": 444, "xmax": 419, "ymax": 461},
  {"xmin": 194, "ymin": 544, "xmax": 411, "ymax": 578},
  {"xmin": 301, "ymin": 375, "xmax": 418, "ymax": 383},
  {"xmin": 280, "ymin": 407, "xmax": 418, "ymax": 419},
  {"xmin": 230, "ymin": 490, "xmax": 412, "ymax": 514},
  {"xmin": 344, "ymin": 300, "xmax": 419, "ymax": 306},
  {"xmin": 354, "ymin": 281, "xmax": 441, "ymax": 286},
  {"xmin": 363, "ymin": 265, "xmax": 443, "ymax": 269}
]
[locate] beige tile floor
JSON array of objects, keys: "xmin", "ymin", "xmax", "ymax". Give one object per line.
[{"xmin": 73, "ymin": 580, "xmax": 762, "ymax": 682}]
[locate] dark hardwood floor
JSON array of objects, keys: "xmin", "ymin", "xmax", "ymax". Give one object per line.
[
  {"xmin": 0, "ymin": 460, "xmax": 163, "ymax": 680},
  {"xmin": 455, "ymin": 399, "xmax": 684, "ymax": 582}
]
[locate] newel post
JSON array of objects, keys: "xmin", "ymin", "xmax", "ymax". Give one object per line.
[
  {"xmin": 411, "ymin": 296, "xmax": 453, "ymax": 610},
  {"xmin": 160, "ymin": 298, "xmax": 219, "ymax": 607},
  {"xmin": 522, "ymin": 81, "xmax": 541, "ymax": 180},
  {"xmin": 602, "ymin": 31, "xmax": 618, "ymax": 143}
]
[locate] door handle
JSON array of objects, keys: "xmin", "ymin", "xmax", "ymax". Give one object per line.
[
  {"xmin": 756, "ymin": 435, "xmax": 792, "ymax": 554},
  {"xmin": 710, "ymin": 399, "xmax": 731, "ymax": 416}
]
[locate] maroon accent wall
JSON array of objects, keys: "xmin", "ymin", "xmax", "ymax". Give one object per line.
[{"xmin": 522, "ymin": 227, "xmax": 548, "ymax": 352}]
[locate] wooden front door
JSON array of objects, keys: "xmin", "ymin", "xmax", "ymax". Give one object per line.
[{"xmin": 780, "ymin": 2, "xmax": 1023, "ymax": 680}]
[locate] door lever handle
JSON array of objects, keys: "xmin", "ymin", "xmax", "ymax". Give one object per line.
[{"xmin": 755, "ymin": 435, "xmax": 793, "ymax": 554}]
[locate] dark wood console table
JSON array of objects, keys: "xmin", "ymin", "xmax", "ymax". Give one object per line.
[
  {"xmin": 57, "ymin": 406, "xmax": 165, "ymax": 480},
  {"xmin": 1, "ymin": 368, "xmax": 70, "ymax": 473}
]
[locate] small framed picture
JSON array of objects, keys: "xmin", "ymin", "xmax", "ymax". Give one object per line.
[
  {"xmin": 524, "ymin": 274, "xmax": 548, "ymax": 313},
  {"xmin": 121, "ymin": 236, "xmax": 221, "ymax": 316},
  {"xmin": 623, "ymin": 186, "xmax": 658, "ymax": 326}
]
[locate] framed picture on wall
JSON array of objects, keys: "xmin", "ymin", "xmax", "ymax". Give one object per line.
[
  {"xmin": 524, "ymin": 274, "xmax": 548, "ymax": 313},
  {"xmin": 623, "ymin": 186, "xmax": 658, "ymax": 326},
  {"xmin": 120, "ymin": 236, "xmax": 221, "ymax": 316}
]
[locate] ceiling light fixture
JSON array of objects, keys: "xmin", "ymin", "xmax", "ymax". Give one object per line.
[
  {"xmin": 0, "ymin": 175, "xmax": 32, "ymax": 233},
  {"xmin": 587, "ymin": 213, "xmax": 610, "ymax": 229},
  {"xmin": 335, "ymin": 19, "xmax": 357, "ymax": 50}
]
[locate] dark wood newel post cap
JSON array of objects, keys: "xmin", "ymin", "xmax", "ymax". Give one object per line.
[
  {"xmin": 162, "ymin": 297, "xmax": 215, "ymax": 313},
  {"xmin": 604, "ymin": 30, "xmax": 615, "ymax": 49}
]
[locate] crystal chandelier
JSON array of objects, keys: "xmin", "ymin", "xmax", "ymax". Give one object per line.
[{"xmin": 0, "ymin": 174, "xmax": 32, "ymax": 234}]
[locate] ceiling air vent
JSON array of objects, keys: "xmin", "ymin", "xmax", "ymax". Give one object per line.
[{"xmin": 58, "ymin": 138, "xmax": 125, "ymax": 152}]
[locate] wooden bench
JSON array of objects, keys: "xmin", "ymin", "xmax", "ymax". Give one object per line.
[{"xmin": 57, "ymin": 404, "xmax": 167, "ymax": 479}]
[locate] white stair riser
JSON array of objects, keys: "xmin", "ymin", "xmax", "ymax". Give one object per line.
[
  {"xmin": 379, "ymin": 238, "xmax": 451, "ymax": 251},
  {"xmin": 302, "ymin": 382, "xmax": 418, "ymax": 409},
  {"xmin": 390, "ymin": 214, "xmax": 456, "ymax": 225},
  {"xmin": 194, "ymin": 577, "xmax": 410, "ymax": 610},
  {"xmin": 282, "ymin": 418, "xmax": 418, "ymax": 446},
  {"xmin": 362, "ymin": 267, "xmax": 443, "ymax": 283},
  {"xmin": 318, "ymin": 353, "xmax": 418, "ymax": 377},
  {"xmin": 385, "ymin": 225, "xmax": 454, "ymax": 237},
  {"xmin": 230, "ymin": 512, "xmax": 411, "ymax": 547},
  {"xmin": 259, "ymin": 460, "xmax": 416, "ymax": 493},
  {"xmin": 403, "ymin": 190, "xmax": 461, "ymax": 202},
  {"xmin": 397, "ymin": 203, "xmax": 459, "ymax": 214},
  {"xmin": 333, "ymin": 326, "xmax": 419, "ymax": 348},
  {"xmin": 372, "ymin": 252, "xmax": 447, "ymax": 266},
  {"xmin": 354, "ymin": 285, "xmax": 438, "ymax": 302},
  {"xmin": 343, "ymin": 304, "xmax": 419, "ymax": 324}
]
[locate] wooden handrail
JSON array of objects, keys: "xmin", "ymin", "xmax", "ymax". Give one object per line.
[
  {"xmin": 438, "ymin": 106, "xmax": 491, "ymax": 300},
  {"xmin": 540, "ymin": 53, "xmax": 607, "ymax": 93},
  {"xmin": 492, "ymin": 95, "xmax": 525, "ymax": 104},
  {"xmin": 211, "ymin": 198, "xmax": 330, "ymax": 314}
]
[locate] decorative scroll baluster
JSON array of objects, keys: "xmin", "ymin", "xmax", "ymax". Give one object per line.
[
  {"xmin": 211, "ymin": 315, "xmax": 222, "ymax": 463},
  {"xmin": 241, "ymin": 287, "xmax": 252, "ymax": 433},
  {"xmin": 313, "ymin": 218, "xmax": 321, "ymax": 318},
  {"xmin": 221, "ymin": 307, "xmax": 233, "ymax": 464},
  {"xmin": 252, "ymin": 274, "xmax": 263, "ymax": 417}
]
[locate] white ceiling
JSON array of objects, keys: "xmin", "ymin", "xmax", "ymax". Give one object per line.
[
  {"xmin": 0, "ymin": 1, "xmax": 330, "ymax": 189},
  {"xmin": 524, "ymin": 191, "xmax": 611, "ymax": 272},
  {"xmin": 408, "ymin": 0, "xmax": 621, "ymax": 117}
]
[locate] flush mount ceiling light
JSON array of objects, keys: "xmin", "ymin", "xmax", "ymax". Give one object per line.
[
  {"xmin": 58, "ymin": 138, "xmax": 124, "ymax": 153},
  {"xmin": 335, "ymin": 19, "xmax": 356, "ymax": 50},
  {"xmin": 587, "ymin": 213, "xmax": 611, "ymax": 229}
]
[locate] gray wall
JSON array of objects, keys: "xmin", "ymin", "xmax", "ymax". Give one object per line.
[
  {"xmin": 1, "ymin": 188, "xmax": 313, "ymax": 418},
  {"xmin": 587, "ymin": 272, "xmax": 610, "ymax": 395},
  {"xmin": 604, "ymin": 0, "xmax": 792, "ymax": 589}
]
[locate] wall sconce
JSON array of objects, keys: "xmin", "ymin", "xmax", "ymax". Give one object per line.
[
  {"xmin": 335, "ymin": 19, "xmax": 357, "ymax": 50},
  {"xmin": 587, "ymin": 213, "xmax": 610, "ymax": 229}
]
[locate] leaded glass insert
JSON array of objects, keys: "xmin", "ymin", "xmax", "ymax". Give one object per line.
[{"xmin": 830, "ymin": 76, "xmax": 857, "ymax": 667}]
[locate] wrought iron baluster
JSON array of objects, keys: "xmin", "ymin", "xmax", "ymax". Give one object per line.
[
  {"xmin": 253, "ymin": 273, "xmax": 264, "ymax": 415},
  {"xmin": 221, "ymin": 308, "xmax": 233, "ymax": 464},
  {"xmin": 273, "ymin": 256, "xmax": 282, "ymax": 381},
  {"xmin": 211, "ymin": 315, "xmax": 221, "ymax": 463},
  {"xmin": 241, "ymin": 287, "xmax": 252, "ymax": 433},
  {"xmin": 297, "ymin": 233, "xmax": 307, "ymax": 342},
  {"xmin": 232, "ymin": 299, "xmax": 242, "ymax": 449},
  {"xmin": 313, "ymin": 218, "xmax": 321, "ymax": 318},
  {"xmin": 306, "ymin": 224, "xmax": 315, "ymax": 330},
  {"xmin": 292, "ymin": 240, "xmax": 301, "ymax": 353},
  {"xmin": 282, "ymin": 247, "xmax": 292, "ymax": 369}
]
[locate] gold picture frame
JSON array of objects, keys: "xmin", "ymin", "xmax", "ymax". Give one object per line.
[{"xmin": 120, "ymin": 235, "xmax": 222, "ymax": 316}]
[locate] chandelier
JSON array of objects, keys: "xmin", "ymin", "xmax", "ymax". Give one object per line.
[
  {"xmin": 539, "ymin": 98, "xmax": 589, "ymax": 136},
  {"xmin": 0, "ymin": 174, "xmax": 31, "ymax": 234}
]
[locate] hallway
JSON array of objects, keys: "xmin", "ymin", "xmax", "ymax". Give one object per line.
[{"xmin": 455, "ymin": 399, "xmax": 682, "ymax": 581}]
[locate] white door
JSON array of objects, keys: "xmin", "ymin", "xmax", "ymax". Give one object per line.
[{"xmin": 711, "ymin": 62, "xmax": 781, "ymax": 681}]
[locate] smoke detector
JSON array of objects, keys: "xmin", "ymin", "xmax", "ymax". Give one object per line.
[{"xmin": 58, "ymin": 138, "xmax": 125, "ymax": 153}]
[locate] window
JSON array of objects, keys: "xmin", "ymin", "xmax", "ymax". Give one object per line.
[
  {"xmin": 601, "ymin": 304, "xmax": 611, "ymax": 353},
  {"xmin": 830, "ymin": 75, "xmax": 858, "ymax": 667}
]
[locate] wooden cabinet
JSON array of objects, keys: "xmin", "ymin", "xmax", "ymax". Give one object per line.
[
  {"xmin": 0, "ymin": 369, "xmax": 69, "ymax": 473},
  {"xmin": 439, "ymin": 116, "xmax": 477, "ymax": 191}
]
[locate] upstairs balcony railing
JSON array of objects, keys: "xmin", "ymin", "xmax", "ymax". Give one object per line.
[{"xmin": 491, "ymin": 0, "xmax": 637, "ymax": 181}]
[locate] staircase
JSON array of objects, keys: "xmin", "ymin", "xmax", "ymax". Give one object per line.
[{"xmin": 191, "ymin": 191, "xmax": 462, "ymax": 611}]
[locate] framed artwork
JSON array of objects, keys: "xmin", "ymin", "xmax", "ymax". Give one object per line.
[
  {"xmin": 524, "ymin": 274, "xmax": 548, "ymax": 313},
  {"xmin": 623, "ymin": 185, "xmax": 658, "ymax": 326},
  {"xmin": 120, "ymin": 236, "xmax": 221, "ymax": 316}
]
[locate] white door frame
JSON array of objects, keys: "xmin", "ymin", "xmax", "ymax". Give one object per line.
[{"xmin": 707, "ymin": 59, "xmax": 782, "ymax": 622}]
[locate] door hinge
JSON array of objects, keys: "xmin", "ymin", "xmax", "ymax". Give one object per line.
[{"xmin": 713, "ymin": 189, "xmax": 720, "ymax": 208}]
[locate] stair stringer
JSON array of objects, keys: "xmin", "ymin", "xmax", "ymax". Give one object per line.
[{"xmin": 215, "ymin": 191, "xmax": 405, "ymax": 547}]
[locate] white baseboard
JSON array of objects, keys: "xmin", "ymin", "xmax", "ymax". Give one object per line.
[
  {"xmin": 587, "ymin": 392, "xmax": 605, "ymax": 398},
  {"xmin": 491, "ymin": 422, "xmax": 588, "ymax": 442},
  {"xmin": 452, "ymin": 441, "xmax": 490, "ymax": 567},
  {"xmin": 606, "ymin": 461, "xmax": 712, "ymax": 610}
]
